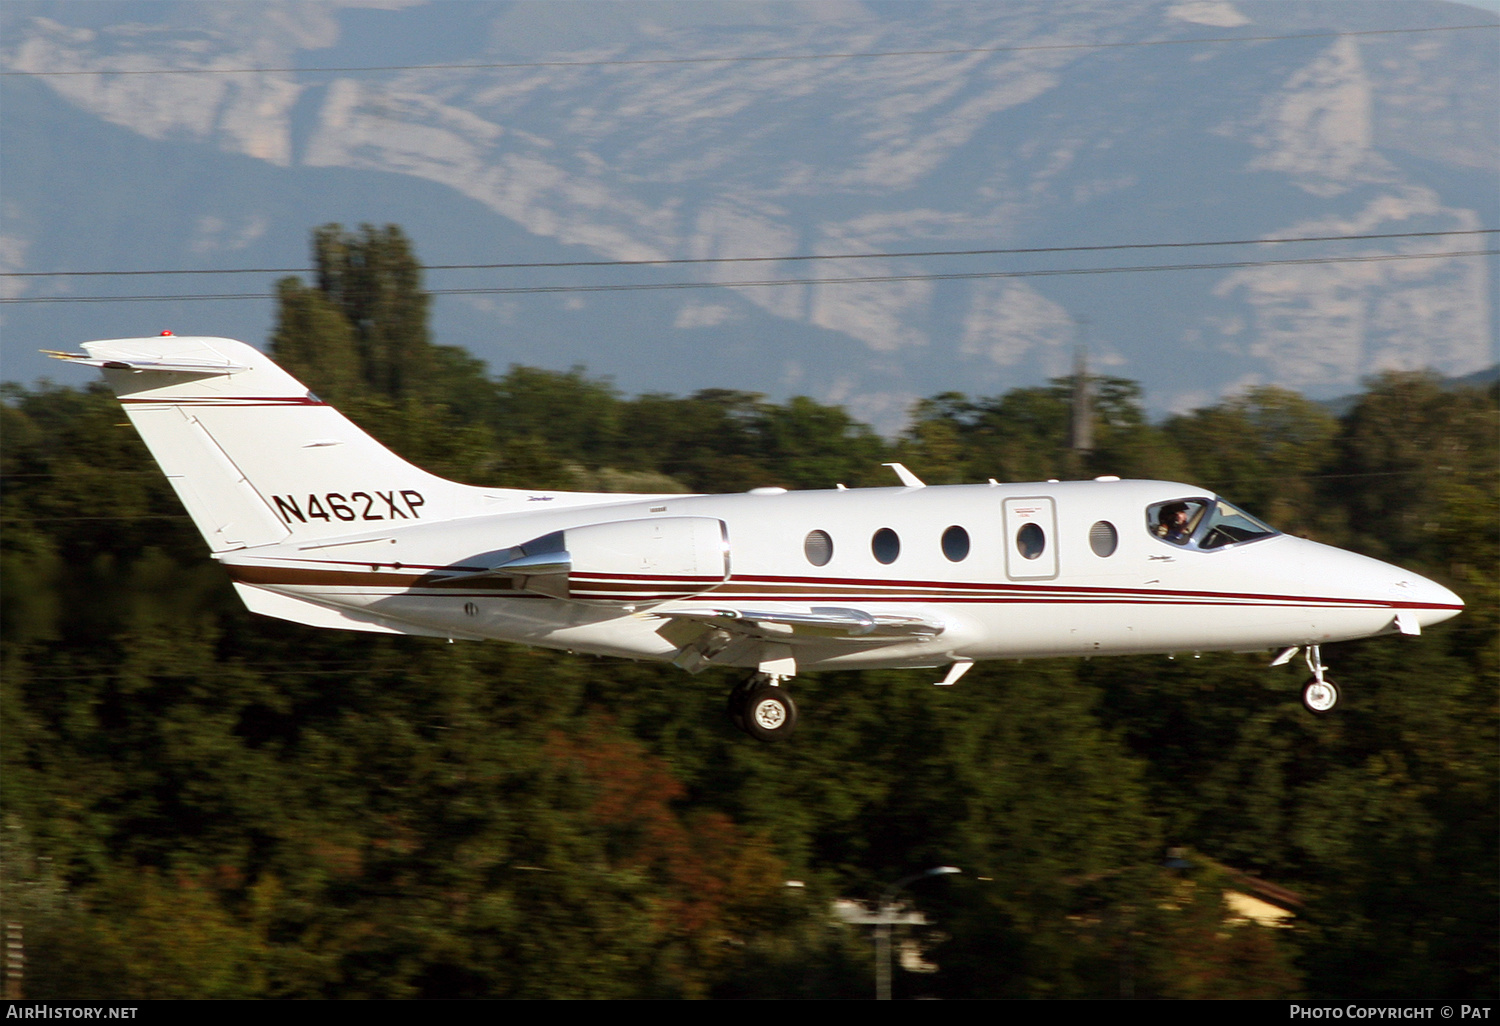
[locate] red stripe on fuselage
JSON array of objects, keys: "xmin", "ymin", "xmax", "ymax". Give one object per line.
[{"xmin": 225, "ymin": 562, "xmax": 1457, "ymax": 612}]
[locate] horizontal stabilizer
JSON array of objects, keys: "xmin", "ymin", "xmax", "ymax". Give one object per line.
[
  {"xmin": 44, "ymin": 345, "xmax": 249, "ymax": 375},
  {"xmin": 233, "ymin": 583, "xmax": 484, "ymax": 640}
]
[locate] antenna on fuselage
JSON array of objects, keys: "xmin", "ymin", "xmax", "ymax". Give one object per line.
[{"xmin": 882, "ymin": 463, "xmax": 926, "ymax": 488}]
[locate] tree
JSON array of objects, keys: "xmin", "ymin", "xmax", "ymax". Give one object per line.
[
  {"xmin": 897, "ymin": 377, "xmax": 1186, "ymax": 484},
  {"xmin": 310, "ymin": 223, "xmax": 432, "ymax": 401},
  {"xmin": 267, "ymin": 279, "xmax": 362, "ymax": 403},
  {"xmin": 1167, "ymin": 386, "xmax": 1340, "ymax": 537}
]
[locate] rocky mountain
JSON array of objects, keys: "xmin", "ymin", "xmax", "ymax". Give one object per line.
[{"xmin": 2, "ymin": 0, "xmax": 1495, "ymax": 430}]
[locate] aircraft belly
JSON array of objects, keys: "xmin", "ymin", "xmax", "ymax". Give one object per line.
[
  {"xmin": 932, "ymin": 597, "xmax": 1404, "ymax": 660},
  {"xmin": 795, "ymin": 600, "xmax": 1396, "ymax": 664},
  {"xmin": 1125, "ymin": 604, "xmax": 1398, "ymax": 653}
]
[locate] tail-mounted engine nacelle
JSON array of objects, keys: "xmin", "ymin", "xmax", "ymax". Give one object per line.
[{"xmin": 492, "ymin": 516, "xmax": 730, "ymax": 603}]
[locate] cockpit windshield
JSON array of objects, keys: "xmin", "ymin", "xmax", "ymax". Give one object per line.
[{"xmin": 1147, "ymin": 498, "xmax": 1278, "ymax": 550}]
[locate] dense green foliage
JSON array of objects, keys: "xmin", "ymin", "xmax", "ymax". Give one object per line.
[{"xmin": 2, "ymin": 225, "xmax": 1494, "ymax": 999}]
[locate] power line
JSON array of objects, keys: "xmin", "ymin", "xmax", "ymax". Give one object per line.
[
  {"xmin": 0, "ymin": 471, "xmax": 174, "ymax": 479},
  {"xmin": 6, "ymin": 229, "xmax": 1495, "ymax": 280},
  {"xmin": 10, "ymin": 663, "xmax": 434, "ymax": 681},
  {"xmin": 430, "ymin": 250, "xmax": 1500, "ymax": 296},
  {"xmin": 4, "ymin": 249, "xmax": 1493, "ymax": 305},
  {"xmin": 4, "ymin": 23, "xmax": 1494, "ymax": 77},
  {"xmin": 0, "ymin": 514, "xmax": 190, "ymax": 521},
  {"xmin": 5, "ymin": 467, "xmax": 1468, "ymax": 489}
]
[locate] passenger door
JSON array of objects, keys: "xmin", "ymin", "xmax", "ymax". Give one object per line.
[{"xmin": 1003, "ymin": 496, "xmax": 1059, "ymax": 580}]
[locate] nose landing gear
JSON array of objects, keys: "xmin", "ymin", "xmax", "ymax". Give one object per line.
[
  {"xmin": 1301, "ymin": 645, "xmax": 1339, "ymax": 713},
  {"xmin": 727, "ymin": 673, "xmax": 799, "ymax": 741}
]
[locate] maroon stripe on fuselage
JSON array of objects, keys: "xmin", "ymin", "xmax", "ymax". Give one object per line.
[{"xmin": 225, "ymin": 563, "xmax": 1457, "ymax": 612}]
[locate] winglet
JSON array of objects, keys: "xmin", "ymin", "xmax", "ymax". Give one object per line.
[{"xmin": 882, "ymin": 462, "xmax": 925, "ymax": 488}]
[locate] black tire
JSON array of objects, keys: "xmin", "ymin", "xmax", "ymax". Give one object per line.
[
  {"xmin": 742, "ymin": 685, "xmax": 798, "ymax": 742},
  {"xmin": 727, "ymin": 685, "xmax": 749, "ymax": 731},
  {"xmin": 1302, "ymin": 677, "xmax": 1339, "ymax": 714}
]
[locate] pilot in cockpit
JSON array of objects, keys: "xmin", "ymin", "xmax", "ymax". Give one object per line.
[{"xmin": 1156, "ymin": 502, "xmax": 1195, "ymax": 544}]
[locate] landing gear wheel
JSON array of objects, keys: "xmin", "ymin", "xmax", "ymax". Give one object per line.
[
  {"xmin": 1302, "ymin": 677, "xmax": 1340, "ymax": 713},
  {"xmin": 742, "ymin": 685, "xmax": 798, "ymax": 742}
]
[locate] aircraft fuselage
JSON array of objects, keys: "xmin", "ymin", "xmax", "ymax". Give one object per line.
[
  {"xmin": 221, "ymin": 478, "xmax": 1460, "ymax": 670},
  {"xmin": 53, "ymin": 335, "xmax": 1463, "ymax": 738}
]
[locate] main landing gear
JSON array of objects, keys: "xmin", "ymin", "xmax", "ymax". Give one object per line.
[{"xmin": 727, "ymin": 674, "xmax": 799, "ymax": 742}]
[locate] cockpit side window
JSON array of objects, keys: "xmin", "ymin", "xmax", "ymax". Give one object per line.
[
  {"xmin": 1146, "ymin": 497, "xmax": 1278, "ymax": 550},
  {"xmin": 1148, "ymin": 499, "xmax": 1207, "ymax": 546}
]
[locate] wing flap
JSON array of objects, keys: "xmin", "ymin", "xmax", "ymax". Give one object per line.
[
  {"xmin": 655, "ymin": 605, "xmax": 944, "ymax": 675},
  {"xmin": 655, "ymin": 605, "xmax": 945, "ymax": 642}
]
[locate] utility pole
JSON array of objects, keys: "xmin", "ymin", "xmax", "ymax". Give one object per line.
[
  {"xmin": 1069, "ymin": 325, "xmax": 1094, "ymax": 476},
  {"xmin": 1069, "ymin": 344, "xmax": 1094, "ymax": 453}
]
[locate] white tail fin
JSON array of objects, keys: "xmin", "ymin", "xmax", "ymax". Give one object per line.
[{"xmin": 59, "ymin": 336, "xmax": 491, "ymax": 552}]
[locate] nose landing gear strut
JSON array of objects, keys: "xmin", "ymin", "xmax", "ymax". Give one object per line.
[{"xmin": 1300, "ymin": 645, "xmax": 1339, "ymax": 713}]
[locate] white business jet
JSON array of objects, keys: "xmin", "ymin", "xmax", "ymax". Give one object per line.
[{"xmin": 50, "ymin": 335, "xmax": 1463, "ymax": 741}]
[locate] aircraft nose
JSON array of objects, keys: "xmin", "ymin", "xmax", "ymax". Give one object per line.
[
  {"xmin": 1399, "ymin": 571, "xmax": 1464, "ymax": 629},
  {"xmin": 1293, "ymin": 537, "xmax": 1464, "ymax": 633}
]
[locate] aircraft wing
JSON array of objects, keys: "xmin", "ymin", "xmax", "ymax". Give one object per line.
[
  {"xmin": 654, "ymin": 605, "xmax": 945, "ymax": 641},
  {"xmin": 653, "ymin": 604, "xmax": 946, "ymax": 675}
]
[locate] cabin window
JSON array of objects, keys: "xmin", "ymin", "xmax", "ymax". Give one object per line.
[
  {"xmin": 872, "ymin": 528, "xmax": 901, "ymax": 564},
  {"xmin": 1089, "ymin": 520, "xmax": 1118, "ymax": 557},
  {"xmin": 804, "ymin": 530, "xmax": 833, "ymax": 566},
  {"xmin": 1016, "ymin": 523, "xmax": 1046, "ymax": 560},
  {"xmin": 941, "ymin": 525, "xmax": 970, "ymax": 562}
]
